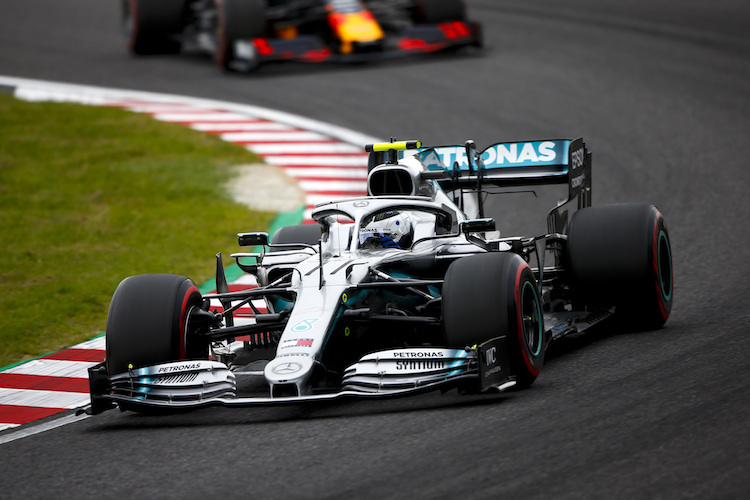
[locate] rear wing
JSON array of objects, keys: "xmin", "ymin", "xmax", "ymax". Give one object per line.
[
  {"xmin": 412, "ymin": 138, "xmax": 589, "ymax": 192},
  {"xmin": 366, "ymin": 138, "xmax": 592, "ymax": 231}
]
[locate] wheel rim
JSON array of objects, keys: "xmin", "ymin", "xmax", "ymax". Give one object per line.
[
  {"xmin": 520, "ymin": 280, "xmax": 543, "ymax": 357},
  {"xmin": 657, "ymin": 230, "xmax": 672, "ymax": 302}
]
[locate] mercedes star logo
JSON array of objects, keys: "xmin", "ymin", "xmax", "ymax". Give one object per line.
[{"xmin": 272, "ymin": 362, "xmax": 302, "ymax": 375}]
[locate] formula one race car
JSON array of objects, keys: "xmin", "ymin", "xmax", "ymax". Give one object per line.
[
  {"xmin": 86, "ymin": 138, "xmax": 673, "ymax": 414},
  {"xmin": 122, "ymin": 0, "xmax": 482, "ymax": 71}
]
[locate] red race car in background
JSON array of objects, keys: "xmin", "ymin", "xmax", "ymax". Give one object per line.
[{"xmin": 123, "ymin": 0, "xmax": 482, "ymax": 71}]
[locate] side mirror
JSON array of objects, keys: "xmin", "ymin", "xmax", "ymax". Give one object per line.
[
  {"xmin": 237, "ymin": 232, "xmax": 269, "ymax": 247},
  {"xmin": 460, "ymin": 219, "xmax": 496, "ymax": 234}
]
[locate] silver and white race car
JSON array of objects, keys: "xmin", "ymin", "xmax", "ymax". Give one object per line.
[{"xmin": 86, "ymin": 138, "xmax": 673, "ymax": 414}]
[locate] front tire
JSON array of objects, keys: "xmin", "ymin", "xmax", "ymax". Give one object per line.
[
  {"xmin": 567, "ymin": 203, "xmax": 673, "ymax": 330},
  {"xmin": 443, "ymin": 252, "xmax": 545, "ymax": 388},
  {"xmin": 105, "ymin": 274, "xmax": 206, "ymax": 376},
  {"xmin": 122, "ymin": 0, "xmax": 186, "ymax": 55}
]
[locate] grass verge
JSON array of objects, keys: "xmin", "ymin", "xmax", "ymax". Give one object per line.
[{"xmin": 0, "ymin": 94, "xmax": 275, "ymax": 367}]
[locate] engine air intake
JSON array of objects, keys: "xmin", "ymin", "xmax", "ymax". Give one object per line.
[{"xmin": 368, "ymin": 167, "xmax": 415, "ymax": 196}]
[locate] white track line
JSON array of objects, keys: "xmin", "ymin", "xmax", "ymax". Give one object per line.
[
  {"xmin": 222, "ymin": 131, "xmax": 330, "ymax": 142},
  {"xmin": 190, "ymin": 122, "xmax": 293, "ymax": 132},
  {"xmin": 248, "ymin": 143, "xmax": 363, "ymax": 154},
  {"xmin": 298, "ymin": 179, "xmax": 368, "ymax": 191},
  {"xmin": 152, "ymin": 112, "xmax": 260, "ymax": 122},
  {"xmin": 3, "ymin": 360, "xmax": 99, "ymax": 379},
  {"xmin": 282, "ymin": 167, "xmax": 368, "ymax": 179},
  {"xmin": 0, "ymin": 388, "xmax": 88, "ymax": 410},
  {"xmin": 72, "ymin": 337, "xmax": 105, "ymax": 350},
  {"xmin": 263, "ymin": 155, "xmax": 368, "ymax": 166},
  {"xmin": 0, "ymin": 414, "xmax": 90, "ymax": 445}
]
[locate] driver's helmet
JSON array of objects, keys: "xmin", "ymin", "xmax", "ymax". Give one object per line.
[{"xmin": 359, "ymin": 210, "xmax": 412, "ymax": 250}]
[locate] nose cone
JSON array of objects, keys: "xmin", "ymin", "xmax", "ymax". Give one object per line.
[{"xmin": 265, "ymin": 355, "xmax": 315, "ymax": 393}]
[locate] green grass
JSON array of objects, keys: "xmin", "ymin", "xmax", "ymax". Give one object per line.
[{"xmin": 0, "ymin": 94, "xmax": 275, "ymax": 367}]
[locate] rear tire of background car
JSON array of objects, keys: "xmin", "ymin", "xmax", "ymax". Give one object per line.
[
  {"xmin": 414, "ymin": 0, "xmax": 465, "ymax": 23},
  {"xmin": 270, "ymin": 224, "xmax": 322, "ymax": 251},
  {"xmin": 443, "ymin": 252, "xmax": 545, "ymax": 388},
  {"xmin": 214, "ymin": 0, "xmax": 267, "ymax": 71},
  {"xmin": 105, "ymin": 274, "xmax": 207, "ymax": 376},
  {"xmin": 122, "ymin": 0, "xmax": 186, "ymax": 55},
  {"xmin": 567, "ymin": 203, "xmax": 673, "ymax": 331}
]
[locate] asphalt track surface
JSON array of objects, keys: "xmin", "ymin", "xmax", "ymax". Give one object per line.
[{"xmin": 1, "ymin": 0, "xmax": 749, "ymax": 498}]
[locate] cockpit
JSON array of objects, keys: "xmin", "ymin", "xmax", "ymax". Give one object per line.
[{"xmin": 313, "ymin": 200, "xmax": 459, "ymax": 255}]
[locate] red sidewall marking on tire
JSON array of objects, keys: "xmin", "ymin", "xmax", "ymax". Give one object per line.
[
  {"xmin": 652, "ymin": 212, "xmax": 670, "ymax": 320},
  {"xmin": 514, "ymin": 262, "xmax": 540, "ymax": 376},
  {"xmin": 178, "ymin": 285, "xmax": 200, "ymax": 360}
]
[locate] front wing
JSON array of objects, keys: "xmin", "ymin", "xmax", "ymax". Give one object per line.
[
  {"xmin": 228, "ymin": 21, "xmax": 481, "ymax": 71},
  {"xmin": 84, "ymin": 337, "xmax": 513, "ymax": 415}
]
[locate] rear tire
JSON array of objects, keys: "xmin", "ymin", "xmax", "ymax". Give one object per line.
[
  {"xmin": 122, "ymin": 0, "xmax": 186, "ymax": 55},
  {"xmin": 105, "ymin": 274, "xmax": 206, "ymax": 376},
  {"xmin": 443, "ymin": 252, "xmax": 545, "ymax": 388},
  {"xmin": 214, "ymin": 0, "xmax": 267, "ymax": 70},
  {"xmin": 567, "ymin": 203, "xmax": 673, "ymax": 330}
]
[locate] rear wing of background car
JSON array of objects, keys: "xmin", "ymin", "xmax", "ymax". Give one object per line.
[{"xmin": 366, "ymin": 138, "xmax": 592, "ymax": 232}]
